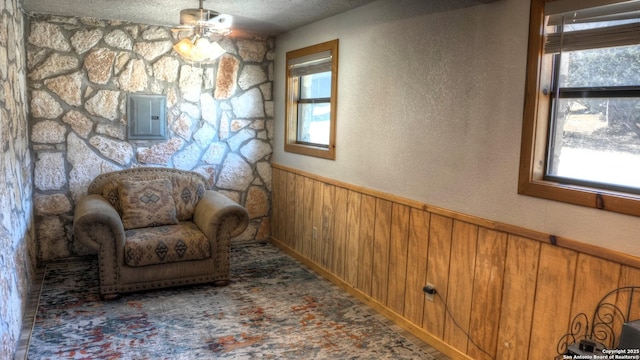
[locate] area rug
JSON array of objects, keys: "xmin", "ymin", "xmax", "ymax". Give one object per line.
[{"xmin": 27, "ymin": 243, "xmax": 436, "ymax": 359}]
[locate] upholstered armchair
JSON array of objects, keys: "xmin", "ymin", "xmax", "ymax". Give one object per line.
[{"xmin": 73, "ymin": 167, "xmax": 249, "ymax": 299}]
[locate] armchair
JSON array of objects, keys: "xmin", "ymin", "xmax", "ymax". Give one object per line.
[{"xmin": 73, "ymin": 167, "xmax": 249, "ymax": 299}]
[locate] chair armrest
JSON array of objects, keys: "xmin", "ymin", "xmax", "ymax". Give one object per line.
[
  {"xmin": 73, "ymin": 194, "xmax": 126, "ymax": 252},
  {"xmin": 193, "ymin": 190, "xmax": 249, "ymax": 240}
]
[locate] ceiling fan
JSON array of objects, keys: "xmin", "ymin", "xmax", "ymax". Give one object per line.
[
  {"xmin": 172, "ymin": 0, "xmax": 233, "ymax": 62},
  {"xmin": 172, "ymin": 0, "xmax": 233, "ymax": 36}
]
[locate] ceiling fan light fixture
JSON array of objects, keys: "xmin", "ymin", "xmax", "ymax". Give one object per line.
[
  {"xmin": 173, "ymin": 37, "xmax": 195, "ymax": 57},
  {"xmin": 198, "ymin": 38, "xmax": 226, "ymax": 59},
  {"xmin": 172, "ymin": 0, "xmax": 232, "ymax": 62},
  {"xmin": 172, "ymin": 35, "xmax": 226, "ymax": 63},
  {"xmin": 191, "ymin": 37, "xmax": 225, "ymax": 62}
]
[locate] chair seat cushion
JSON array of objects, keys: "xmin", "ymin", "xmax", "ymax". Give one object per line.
[{"xmin": 124, "ymin": 222, "xmax": 211, "ymax": 267}]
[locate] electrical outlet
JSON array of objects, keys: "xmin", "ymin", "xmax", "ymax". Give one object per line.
[
  {"xmin": 423, "ymin": 283, "xmax": 436, "ymax": 302},
  {"xmin": 312, "ymin": 227, "xmax": 318, "ymax": 240}
]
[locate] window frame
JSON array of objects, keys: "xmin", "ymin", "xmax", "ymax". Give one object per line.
[
  {"xmin": 519, "ymin": 0, "xmax": 640, "ymax": 217},
  {"xmin": 284, "ymin": 39, "xmax": 339, "ymax": 160}
]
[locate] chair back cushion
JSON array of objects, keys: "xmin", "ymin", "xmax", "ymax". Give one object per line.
[
  {"xmin": 119, "ymin": 178, "xmax": 179, "ymax": 230},
  {"xmin": 88, "ymin": 168, "xmax": 209, "ymax": 221}
]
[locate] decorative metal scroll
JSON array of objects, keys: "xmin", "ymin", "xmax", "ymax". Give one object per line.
[{"xmin": 556, "ymin": 286, "xmax": 640, "ymax": 356}]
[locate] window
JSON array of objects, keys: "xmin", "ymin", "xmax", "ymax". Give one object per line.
[
  {"xmin": 285, "ymin": 40, "xmax": 338, "ymax": 159},
  {"xmin": 519, "ymin": 0, "xmax": 640, "ymax": 216}
]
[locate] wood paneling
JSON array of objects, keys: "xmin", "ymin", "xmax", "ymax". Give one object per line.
[
  {"xmin": 270, "ymin": 164, "xmax": 640, "ymax": 360},
  {"xmin": 495, "ymin": 235, "xmax": 540, "ymax": 360},
  {"xmin": 311, "ymin": 179, "xmax": 323, "ymax": 263},
  {"xmin": 357, "ymin": 194, "xmax": 376, "ymax": 296},
  {"xmin": 332, "ymin": 187, "xmax": 348, "ymax": 277},
  {"xmin": 271, "ymin": 168, "xmax": 281, "ymax": 241},
  {"xmin": 278, "ymin": 168, "xmax": 288, "ymax": 245},
  {"xmin": 528, "ymin": 244, "xmax": 577, "ymax": 360},
  {"xmin": 321, "ymin": 183, "xmax": 335, "ymax": 268},
  {"xmin": 344, "ymin": 191, "xmax": 362, "ymax": 286},
  {"xmin": 468, "ymin": 228, "xmax": 507, "ymax": 360},
  {"xmin": 285, "ymin": 172, "xmax": 296, "ymax": 247},
  {"xmin": 300, "ymin": 177, "xmax": 315, "ymax": 258},
  {"xmin": 570, "ymin": 254, "xmax": 621, "ymax": 322},
  {"xmin": 388, "ymin": 203, "xmax": 410, "ymax": 315},
  {"xmin": 615, "ymin": 266, "xmax": 640, "ymax": 347},
  {"xmin": 444, "ymin": 220, "xmax": 478, "ymax": 352},
  {"xmin": 618, "ymin": 266, "xmax": 640, "ymax": 329},
  {"xmin": 569, "ymin": 254, "xmax": 621, "ymax": 349},
  {"xmin": 372, "ymin": 198, "xmax": 392, "ymax": 304},
  {"xmin": 424, "ymin": 214, "xmax": 453, "ymax": 339},
  {"xmin": 294, "ymin": 174, "xmax": 305, "ymax": 252},
  {"xmin": 302, "ymin": 176, "xmax": 314, "ymax": 258},
  {"xmin": 404, "ymin": 208, "xmax": 430, "ymax": 326}
]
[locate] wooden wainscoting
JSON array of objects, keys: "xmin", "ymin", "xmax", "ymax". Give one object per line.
[{"xmin": 270, "ymin": 164, "xmax": 640, "ymax": 360}]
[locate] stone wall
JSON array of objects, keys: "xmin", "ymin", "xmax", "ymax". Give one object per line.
[
  {"xmin": 0, "ymin": 0, "xmax": 36, "ymax": 357},
  {"xmin": 27, "ymin": 14, "xmax": 273, "ymax": 262}
]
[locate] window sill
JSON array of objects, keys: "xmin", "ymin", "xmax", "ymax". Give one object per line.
[
  {"xmin": 518, "ymin": 178, "xmax": 640, "ymax": 217},
  {"xmin": 285, "ymin": 142, "xmax": 335, "ymax": 160}
]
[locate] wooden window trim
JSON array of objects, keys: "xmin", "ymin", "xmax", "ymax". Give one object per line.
[
  {"xmin": 518, "ymin": 0, "xmax": 640, "ymax": 217},
  {"xmin": 284, "ymin": 39, "xmax": 338, "ymax": 160}
]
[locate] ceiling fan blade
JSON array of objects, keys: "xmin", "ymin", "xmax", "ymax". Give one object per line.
[
  {"xmin": 207, "ymin": 13, "xmax": 232, "ymax": 29},
  {"xmin": 171, "ymin": 25, "xmax": 194, "ymax": 32}
]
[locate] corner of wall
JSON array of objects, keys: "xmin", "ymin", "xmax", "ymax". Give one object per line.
[{"xmin": 0, "ymin": 0, "xmax": 37, "ymax": 358}]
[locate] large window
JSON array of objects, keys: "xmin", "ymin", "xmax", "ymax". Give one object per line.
[
  {"xmin": 520, "ymin": 0, "xmax": 640, "ymax": 216},
  {"xmin": 285, "ymin": 40, "xmax": 338, "ymax": 159}
]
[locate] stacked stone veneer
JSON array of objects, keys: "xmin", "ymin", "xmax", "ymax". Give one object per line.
[
  {"xmin": 27, "ymin": 14, "xmax": 274, "ymax": 262},
  {"xmin": 1, "ymin": 0, "xmax": 36, "ymax": 357}
]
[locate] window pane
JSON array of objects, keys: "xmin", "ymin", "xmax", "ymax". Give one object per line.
[
  {"xmin": 297, "ymin": 102, "xmax": 331, "ymax": 146},
  {"xmin": 547, "ymin": 97, "xmax": 640, "ymax": 190},
  {"xmin": 558, "ymin": 44, "xmax": 640, "ymax": 88},
  {"xmin": 300, "ymin": 71, "xmax": 331, "ymax": 99}
]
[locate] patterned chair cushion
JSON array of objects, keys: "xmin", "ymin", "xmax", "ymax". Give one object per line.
[
  {"xmin": 102, "ymin": 180, "xmax": 122, "ymax": 213},
  {"xmin": 172, "ymin": 176, "xmax": 205, "ymax": 221},
  {"xmin": 119, "ymin": 178, "xmax": 179, "ymax": 230},
  {"xmin": 124, "ymin": 222, "xmax": 211, "ymax": 267},
  {"xmin": 102, "ymin": 174, "xmax": 205, "ymax": 221},
  {"xmin": 102, "ymin": 175, "xmax": 160, "ymax": 214}
]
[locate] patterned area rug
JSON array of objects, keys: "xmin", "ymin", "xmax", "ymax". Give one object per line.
[{"xmin": 27, "ymin": 243, "xmax": 435, "ymax": 359}]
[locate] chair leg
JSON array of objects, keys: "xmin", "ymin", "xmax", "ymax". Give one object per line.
[
  {"xmin": 101, "ymin": 293, "xmax": 122, "ymax": 301},
  {"xmin": 213, "ymin": 280, "xmax": 230, "ymax": 286}
]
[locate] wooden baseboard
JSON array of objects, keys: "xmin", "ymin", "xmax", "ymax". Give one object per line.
[{"xmin": 271, "ymin": 237, "xmax": 472, "ymax": 360}]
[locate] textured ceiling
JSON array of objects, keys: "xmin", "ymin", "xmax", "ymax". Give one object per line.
[{"xmin": 21, "ymin": 0, "xmax": 378, "ymax": 36}]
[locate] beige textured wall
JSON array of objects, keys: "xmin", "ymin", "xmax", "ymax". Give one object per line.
[
  {"xmin": 0, "ymin": 0, "xmax": 36, "ymax": 358},
  {"xmin": 27, "ymin": 14, "xmax": 274, "ymax": 262},
  {"xmin": 272, "ymin": 0, "xmax": 640, "ymax": 257}
]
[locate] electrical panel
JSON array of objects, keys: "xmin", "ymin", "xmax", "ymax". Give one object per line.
[{"xmin": 127, "ymin": 94, "xmax": 167, "ymax": 140}]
